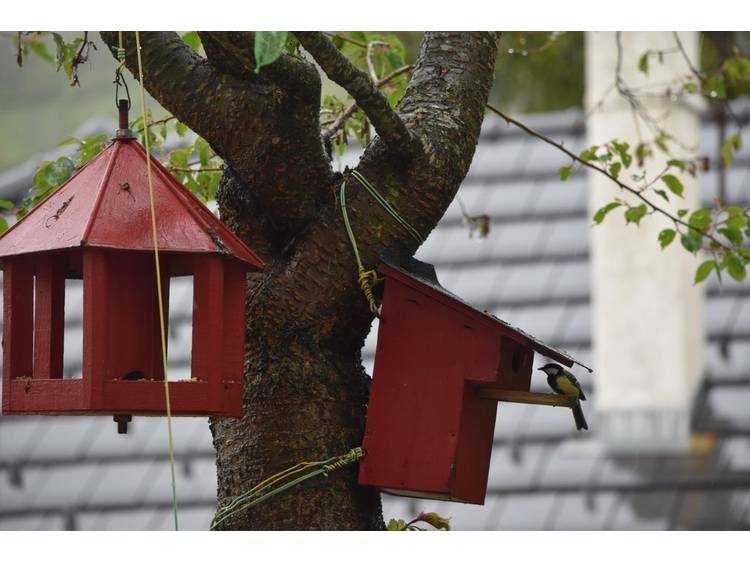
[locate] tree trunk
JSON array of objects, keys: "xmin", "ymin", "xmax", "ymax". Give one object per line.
[{"xmin": 100, "ymin": 30, "xmax": 499, "ymax": 530}]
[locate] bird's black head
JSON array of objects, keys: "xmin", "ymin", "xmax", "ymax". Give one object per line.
[{"xmin": 537, "ymin": 363, "xmax": 563, "ymax": 377}]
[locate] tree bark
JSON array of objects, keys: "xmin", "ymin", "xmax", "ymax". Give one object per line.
[{"xmin": 101, "ymin": 30, "xmax": 498, "ymax": 530}]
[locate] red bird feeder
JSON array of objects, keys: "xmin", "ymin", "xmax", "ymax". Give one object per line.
[
  {"xmin": 358, "ymin": 253, "xmax": 586, "ymax": 504},
  {"xmin": 0, "ymin": 112, "xmax": 263, "ymax": 428}
]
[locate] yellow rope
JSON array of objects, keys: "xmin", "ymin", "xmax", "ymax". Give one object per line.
[
  {"xmin": 133, "ymin": 30, "xmax": 179, "ymax": 531},
  {"xmin": 357, "ymin": 268, "xmax": 380, "ymax": 316},
  {"xmin": 209, "ymin": 448, "xmax": 363, "ymax": 530}
]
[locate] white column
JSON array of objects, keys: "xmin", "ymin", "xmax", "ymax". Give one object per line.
[{"xmin": 586, "ymin": 32, "xmax": 704, "ymax": 453}]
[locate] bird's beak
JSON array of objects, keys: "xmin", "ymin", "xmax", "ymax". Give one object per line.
[{"xmin": 537, "ymin": 367, "xmax": 545, "ymax": 372}]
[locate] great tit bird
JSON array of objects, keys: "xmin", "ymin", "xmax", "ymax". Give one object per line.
[{"xmin": 538, "ymin": 363, "xmax": 588, "ymax": 431}]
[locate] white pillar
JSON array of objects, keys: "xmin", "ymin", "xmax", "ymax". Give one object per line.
[{"xmin": 586, "ymin": 32, "xmax": 704, "ymax": 453}]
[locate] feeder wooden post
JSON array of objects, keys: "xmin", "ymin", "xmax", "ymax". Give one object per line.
[
  {"xmin": 32, "ymin": 256, "xmax": 66, "ymax": 380},
  {"xmin": 2, "ymin": 258, "xmax": 34, "ymax": 411}
]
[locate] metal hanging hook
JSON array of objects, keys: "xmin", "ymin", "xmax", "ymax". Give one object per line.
[{"xmin": 113, "ymin": 65, "xmax": 131, "ymax": 111}]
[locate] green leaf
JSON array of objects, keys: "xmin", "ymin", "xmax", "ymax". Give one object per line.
[
  {"xmin": 33, "ymin": 157, "xmax": 75, "ymax": 193},
  {"xmin": 593, "ymin": 202, "xmax": 621, "ymax": 225},
  {"xmin": 726, "ymin": 255, "xmax": 747, "ymax": 282},
  {"xmin": 667, "ymin": 159, "xmax": 686, "ymax": 171},
  {"xmin": 0, "ymin": 216, "xmax": 8, "ymax": 234},
  {"xmin": 28, "ymin": 40, "xmax": 54, "ymax": 64},
  {"xmin": 579, "ymin": 146, "xmax": 598, "ymax": 161},
  {"xmin": 694, "ymin": 260, "xmax": 718, "ymax": 284},
  {"xmin": 608, "ymin": 162, "xmax": 622, "ymax": 179},
  {"xmin": 658, "ymin": 228, "xmax": 676, "ymax": 249},
  {"xmin": 719, "ymin": 227, "xmax": 743, "ymax": 246},
  {"xmin": 195, "ymin": 137, "xmax": 211, "ymax": 167},
  {"xmin": 721, "ymin": 134, "xmax": 743, "ymax": 167},
  {"xmin": 654, "ymin": 189, "xmax": 670, "ymax": 202},
  {"xmin": 706, "ymin": 74, "xmax": 727, "ymax": 98},
  {"xmin": 680, "ymin": 232, "xmax": 703, "ymax": 254},
  {"xmin": 654, "ymin": 133, "xmax": 670, "ymax": 154},
  {"xmin": 677, "ymin": 209, "xmax": 689, "ymax": 218},
  {"xmin": 688, "ymin": 208, "xmax": 712, "ymax": 230},
  {"xmin": 638, "ymin": 52, "xmax": 649, "ymax": 75},
  {"xmin": 181, "ymin": 31, "xmax": 202, "ymax": 53},
  {"xmin": 76, "ymin": 134, "xmax": 108, "ymax": 166},
  {"xmin": 611, "ymin": 140, "xmax": 632, "ymax": 168},
  {"xmin": 725, "ymin": 213, "xmax": 747, "ymax": 230},
  {"xmin": 684, "ymin": 81, "xmax": 699, "ymax": 94},
  {"xmin": 661, "ymin": 174, "xmax": 684, "ymax": 198},
  {"xmin": 635, "ymin": 143, "xmax": 653, "ymax": 167},
  {"xmin": 558, "ymin": 166, "xmax": 572, "ymax": 181},
  {"xmin": 175, "ymin": 121, "xmax": 188, "ymax": 137},
  {"xmin": 624, "ymin": 204, "xmax": 648, "ymax": 226},
  {"xmin": 0, "ymin": 199, "xmax": 15, "ymax": 210},
  {"xmin": 254, "ymin": 31, "xmax": 288, "ymax": 74},
  {"xmin": 387, "ymin": 519, "xmax": 407, "ymax": 531}
]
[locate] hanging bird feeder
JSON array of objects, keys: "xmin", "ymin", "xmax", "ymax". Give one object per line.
[
  {"xmin": 0, "ymin": 102, "xmax": 264, "ymax": 430},
  {"xmin": 358, "ymin": 252, "xmax": 589, "ymax": 505}
]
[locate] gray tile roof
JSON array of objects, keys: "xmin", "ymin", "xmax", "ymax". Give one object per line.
[{"xmin": 2, "ymin": 108, "xmax": 750, "ymax": 530}]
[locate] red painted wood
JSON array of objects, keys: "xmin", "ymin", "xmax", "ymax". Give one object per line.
[
  {"xmin": 378, "ymin": 263, "xmax": 575, "ymax": 369},
  {"xmin": 192, "ymin": 255, "xmax": 225, "ymax": 405},
  {"xmin": 2, "ymin": 258, "xmax": 34, "ymax": 413},
  {"xmin": 82, "ymin": 249, "xmax": 108, "ymax": 410},
  {"xmin": 0, "ymin": 136, "xmax": 263, "ymax": 419},
  {"xmin": 33, "ymin": 255, "xmax": 65, "ymax": 380},
  {"xmin": 0, "ymin": 139, "xmax": 264, "ymax": 271},
  {"xmin": 102, "ymin": 252, "xmax": 168, "ymax": 382},
  {"xmin": 222, "ymin": 260, "xmax": 247, "ymax": 385},
  {"xmin": 359, "ymin": 267, "xmax": 539, "ymax": 505},
  {"xmin": 8, "ymin": 379, "xmax": 87, "ymax": 413}
]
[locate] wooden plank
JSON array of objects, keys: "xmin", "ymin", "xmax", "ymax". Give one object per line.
[
  {"xmin": 33, "ymin": 256, "xmax": 65, "ymax": 379},
  {"xmin": 192, "ymin": 255, "xmax": 224, "ymax": 407},
  {"xmin": 477, "ymin": 388, "xmax": 577, "ymax": 408},
  {"xmin": 83, "ymin": 249, "xmax": 108, "ymax": 409},
  {"xmin": 7, "ymin": 379, "xmax": 86, "ymax": 413},
  {"xmin": 2, "ymin": 258, "xmax": 34, "ymax": 413}
]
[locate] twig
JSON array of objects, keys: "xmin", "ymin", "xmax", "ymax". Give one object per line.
[
  {"xmin": 323, "ymin": 32, "xmax": 367, "ymax": 49},
  {"xmin": 135, "ymin": 115, "xmax": 176, "ymax": 135},
  {"xmin": 485, "ymin": 103, "xmax": 728, "ymax": 251},
  {"xmin": 168, "ymin": 166, "xmax": 222, "ymax": 173},
  {"xmin": 322, "ymin": 64, "xmax": 414, "ymax": 140},
  {"xmin": 70, "ymin": 32, "xmax": 95, "ymax": 87},
  {"xmin": 366, "ymin": 40, "xmax": 389, "ymax": 82},
  {"xmin": 295, "ymin": 32, "xmax": 418, "ymax": 155}
]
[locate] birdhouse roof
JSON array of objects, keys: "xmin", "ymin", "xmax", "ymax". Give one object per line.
[
  {"xmin": 0, "ymin": 138, "xmax": 264, "ymax": 270},
  {"xmin": 379, "ymin": 251, "xmax": 589, "ymax": 371}
]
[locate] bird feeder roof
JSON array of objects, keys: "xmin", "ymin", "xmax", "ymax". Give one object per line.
[
  {"xmin": 379, "ymin": 251, "xmax": 591, "ymax": 372},
  {"xmin": 0, "ymin": 138, "xmax": 264, "ymax": 270}
]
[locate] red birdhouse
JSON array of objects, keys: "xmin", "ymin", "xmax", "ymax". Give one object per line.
[
  {"xmin": 358, "ymin": 253, "xmax": 584, "ymax": 505},
  {"xmin": 0, "ymin": 119, "xmax": 263, "ymax": 427}
]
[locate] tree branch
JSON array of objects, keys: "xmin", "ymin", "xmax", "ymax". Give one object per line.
[
  {"xmin": 198, "ymin": 31, "xmax": 321, "ymax": 103},
  {"xmin": 101, "ymin": 31, "xmax": 334, "ymax": 254},
  {"xmin": 322, "ymin": 64, "xmax": 414, "ymax": 140},
  {"xmin": 485, "ymin": 103, "xmax": 730, "ymax": 252},
  {"xmin": 257, "ymin": 32, "xmax": 499, "ymax": 331},
  {"xmin": 294, "ymin": 31, "xmax": 418, "ymax": 155}
]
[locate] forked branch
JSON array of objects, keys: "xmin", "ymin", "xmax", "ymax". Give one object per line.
[{"xmin": 294, "ymin": 31, "xmax": 418, "ymax": 155}]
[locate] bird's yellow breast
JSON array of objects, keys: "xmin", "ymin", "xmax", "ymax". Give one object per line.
[{"xmin": 555, "ymin": 375, "xmax": 580, "ymax": 398}]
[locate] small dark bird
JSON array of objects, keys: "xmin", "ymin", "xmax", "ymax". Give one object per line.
[{"xmin": 538, "ymin": 363, "xmax": 588, "ymax": 431}]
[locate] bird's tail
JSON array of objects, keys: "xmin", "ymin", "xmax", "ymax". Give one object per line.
[{"xmin": 572, "ymin": 401, "xmax": 588, "ymax": 431}]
